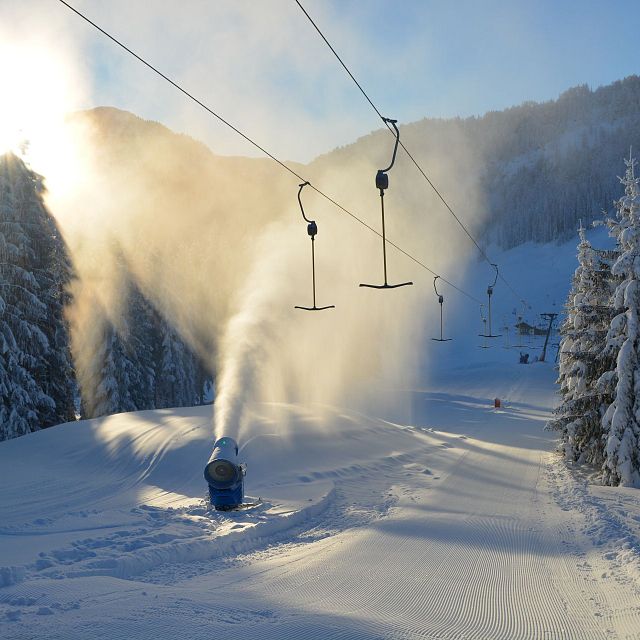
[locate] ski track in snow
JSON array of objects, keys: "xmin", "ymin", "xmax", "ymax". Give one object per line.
[{"xmin": 2, "ymin": 361, "xmax": 640, "ymax": 639}]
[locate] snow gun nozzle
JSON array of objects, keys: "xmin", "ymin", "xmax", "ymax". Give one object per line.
[{"xmin": 204, "ymin": 437, "xmax": 246, "ymax": 510}]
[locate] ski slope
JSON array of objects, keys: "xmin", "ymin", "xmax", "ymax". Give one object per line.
[
  {"xmin": 2, "ymin": 232, "xmax": 640, "ymax": 639},
  {"xmin": 2, "ymin": 362, "xmax": 640, "ymax": 639}
]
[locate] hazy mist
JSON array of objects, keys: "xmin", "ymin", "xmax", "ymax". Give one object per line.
[
  {"xmin": 40, "ymin": 107, "xmax": 488, "ymax": 443},
  {"xmin": 0, "ymin": 1, "xmax": 492, "ymax": 444}
]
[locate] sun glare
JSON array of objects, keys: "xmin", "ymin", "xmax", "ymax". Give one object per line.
[
  {"xmin": 0, "ymin": 38, "xmax": 90, "ymax": 212},
  {"xmin": 0, "ymin": 40, "xmax": 77, "ymax": 148},
  {"xmin": 0, "ymin": 42, "xmax": 63, "ymax": 156}
]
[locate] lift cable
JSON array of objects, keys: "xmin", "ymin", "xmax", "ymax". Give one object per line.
[
  {"xmin": 57, "ymin": 0, "xmax": 483, "ymax": 306},
  {"xmin": 293, "ymin": 0, "xmax": 529, "ymax": 308}
]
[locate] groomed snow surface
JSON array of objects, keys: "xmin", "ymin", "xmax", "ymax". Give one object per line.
[
  {"xmin": 2, "ymin": 361, "xmax": 639, "ymax": 639},
  {"xmin": 2, "ymin": 233, "xmax": 640, "ymax": 639}
]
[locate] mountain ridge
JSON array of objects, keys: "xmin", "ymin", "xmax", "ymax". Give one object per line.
[{"xmin": 69, "ymin": 74, "xmax": 640, "ymax": 255}]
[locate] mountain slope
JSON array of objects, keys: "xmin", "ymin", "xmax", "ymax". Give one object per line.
[
  {"xmin": 1, "ymin": 360, "xmax": 639, "ymax": 639},
  {"xmin": 1, "ymin": 235, "xmax": 639, "ymax": 639},
  {"xmin": 315, "ymin": 75, "xmax": 640, "ymax": 248}
]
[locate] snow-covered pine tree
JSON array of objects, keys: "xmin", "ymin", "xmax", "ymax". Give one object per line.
[
  {"xmin": 85, "ymin": 285, "xmax": 154, "ymax": 418},
  {"xmin": 0, "ymin": 153, "xmax": 75, "ymax": 440},
  {"xmin": 549, "ymin": 223, "xmax": 615, "ymax": 464},
  {"xmin": 599, "ymin": 155, "xmax": 640, "ymax": 486},
  {"xmin": 127, "ymin": 286, "xmax": 156, "ymax": 410},
  {"xmin": 89, "ymin": 322, "xmax": 126, "ymax": 417},
  {"xmin": 154, "ymin": 319, "xmax": 198, "ymax": 409},
  {"xmin": 82, "ymin": 273, "xmax": 205, "ymax": 417},
  {"xmin": 38, "ymin": 192, "xmax": 76, "ymax": 426}
]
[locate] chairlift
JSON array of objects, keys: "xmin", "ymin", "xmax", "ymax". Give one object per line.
[
  {"xmin": 478, "ymin": 264, "xmax": 501, "ymax": 339},
  {"xmin": 294, "ymin": 182, "xmax": 335, "ymax": 312},
  {"xmin": 360, "ymin": 117, "xmax": 413, "ymax": 290},
  {"xmin": 478, "ymin": 304, "xmax": 490, "ymax": 349},
  {"xmin": 431, "ymin": 276, "xmax": 452, "ymax": 342}
]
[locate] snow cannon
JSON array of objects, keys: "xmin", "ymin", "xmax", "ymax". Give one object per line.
[{"xmin": 203, "ymin": 437, "xmax": 246, "ymax": 510}]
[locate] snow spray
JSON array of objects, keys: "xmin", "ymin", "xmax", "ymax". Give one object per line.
[
  {"xmin": 209, "ymin": 141, "xmax": 488, "ymax": 446},
  {"xmin": 48, "ymin": 106, "xmax": 486, "ymax": 447},
  {"xmin": 212, "ymin": 225, "xmax": 290, "ymax": 441}
]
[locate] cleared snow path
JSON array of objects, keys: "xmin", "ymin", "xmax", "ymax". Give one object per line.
[{"xmin": 2, "ymin": 363, "xmax": 640, "ymax": 639}]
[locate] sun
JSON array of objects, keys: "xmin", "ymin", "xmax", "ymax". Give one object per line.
[
  {"xmin": 0, "ymin": 36, "xmax": 93, "ymax": 217},
  {"xmin": 0, "ymin": 43, "xmax": 39, "ymax": 156},
  {"xmin": 0, "ymin": 39, "xmax": 82, "ymax": 160},
  {"xmin": 0, "ymin": 68, "xmax": 29, "ymax": 157}
]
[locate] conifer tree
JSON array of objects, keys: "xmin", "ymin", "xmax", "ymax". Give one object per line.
[
  {"xmin": 550, "ymin": 223, "xmax": 615, "ymax": 464},
  {"xmin": 599, "ymin": 156, "xmax": 640, "ymax": 486},
  {"xmin": 85, "ymin": 287, "xmax": 152, "ymax": 417},
  {"xmin": 155, "ymin": 319, "xmax": 199, "ymax": 409},
  {"xmin": 83, "ymin": 277, "xmax": 204, "ymax": 417},
  {"xmin": 90, "ymin": 323, "xmax": 125, "ymax": 417},
  {"xmin": 127, "ymin": 286, "xmax": 156, "ymax": 410},
  {"xmin": 0, "ymin": 153, "xmax": 75, "ymax": 440}
]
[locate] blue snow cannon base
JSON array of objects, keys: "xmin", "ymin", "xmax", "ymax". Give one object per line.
[{"xmin": 204, "ymin": 437, "xmax": 245, "ymax": 511}]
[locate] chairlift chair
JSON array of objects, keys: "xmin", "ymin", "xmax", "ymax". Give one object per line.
[
  {"xmin": 431, "ymin": 276, "xmax": 452, "ymax": 342},
  {"xmin": 478, "ymin": 305, "xmax": 491, "ymax": 349},
  {"xmin": 360, "ymin": 118, "xmax": 413, "ymax": 290},
  {"xmin": 478, "ymin": 264, "xmax": 501, "ymax": 339},
  {"xmin": 294, "ymin": 182, "xmax": 335, "ymax": 311}
]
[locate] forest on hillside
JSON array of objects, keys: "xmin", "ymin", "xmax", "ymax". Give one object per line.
[
  {"xmin": 0, "ymin": 153, "xmax": 209, "ymax": 440},
  {"xmin": 476, "ymin": 76, "xmax": 640, "ymax": 247},
  {"xmin": 321, "ymin": 75, "xmax": 640, "ymax": 249},
  {"xmin": 2, "ymin": 75, "xmax": 640, "ymax": 440}
]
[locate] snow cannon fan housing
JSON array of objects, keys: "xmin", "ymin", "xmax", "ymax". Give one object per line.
[{"xmin": 204, "ymin": 437, "xmax": 246, "ymax": 510}]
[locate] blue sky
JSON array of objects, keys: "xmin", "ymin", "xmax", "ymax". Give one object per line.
[
  {"xmin": 328, "ymin": 0, "xmax": 639, "ymax": 121},
  {"xmin": 2, "ymin": 0, "xmax": 639, "ymax": 162}
]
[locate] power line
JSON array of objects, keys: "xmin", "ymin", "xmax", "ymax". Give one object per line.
[
  {"xmin": 293, "ymin": 0, "xmax": 529, "ymax": 307},
  {"xmin": 57, "ymin": 0, "xmax": 483, "ymax": 305}
]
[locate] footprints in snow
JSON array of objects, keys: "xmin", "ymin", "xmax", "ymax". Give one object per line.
[
  {"xmin": 21, "ymin": 503, "xmax": 224, "ymax": 583},
  {"xmin": 3, "ymin": 596, "xmax": 81, "ymax": 623},
  {"xmin": 7, "ymin": 434, "xmax": 462, "ymax": 594}
]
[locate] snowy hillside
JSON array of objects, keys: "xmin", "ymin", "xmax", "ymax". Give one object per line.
[
  {"xmin": 317, "ymin": 75, "xmax": 640, "ymax": 248},
  {"xmin": 420, "ymin": 223, "xmax": 614, "ymax": 374},
  {"xmin": 2, "ymin": 232, "xmax": 640, "ymax": 639}
]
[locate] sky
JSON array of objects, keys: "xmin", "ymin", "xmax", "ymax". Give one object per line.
[{"xmin": 1, "ymin": 0, "xmax": 639, "ymax": 163}]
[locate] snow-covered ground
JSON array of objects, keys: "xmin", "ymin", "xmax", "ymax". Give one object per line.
[{"xmin": 2, "ymin": 230, "xmax": 640, "ymax": 639}]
